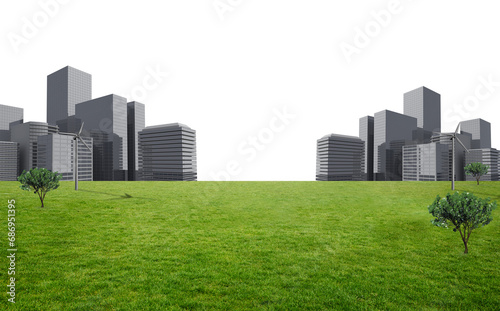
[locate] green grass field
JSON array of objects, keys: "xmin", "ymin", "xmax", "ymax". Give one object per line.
[{"xmin": 1, "ymin": 181, "xmax": 499, "ymax": 310}]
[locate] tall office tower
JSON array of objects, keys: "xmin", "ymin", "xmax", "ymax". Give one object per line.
[
  {"xmin": 316, "ymin": 134, "xmax": 364, "ymax": 181},
  {"xmin": 0, "ymin": 142, "xmax": 19, "ymax": 181},
  {"xmin": 431, "ymin": 132, "xmax": 472, "ymax": 181},
  {"xmin": 404, "ymin": 86, "xmax": 441, "ymax": 132},
  {"xmin": 138, "ymin": 123, "xmax": 197, "ymax": 181},
  {"xmin": 465, "ymin": 148, "xmax": 499, "ymax": 181},
  {"xmin": 460, "ymin": 118, "xmax": 491, "ymax": 149},
  {"xmin": 402, "ymin": 143, "xmax": 450, "ymax": 181},
  {"xmin": 10, "ymin": 122, "xmax": 58, "ymax": 173},
  {"xmin": 47, "ymin": 66, "xmax": 92, "ymax": 126},
  {"xmin": 56, "ymin": 116, "xmax": 84, "ymax": 133},
  {"xmin": 37, "ymin": 134, "xmax": 93, "ymax": 181},
  {"xmin": 359, "ymin": 116, "xmax": 374, "ymax": 180},
  {"xmin": 75, "ymin": 94, "xmax": 128, "ymax": 181},
  {"xmin": 374, "ymin": 110, "xmax": 417, "ymax": 181},
  {"xmin": 0, "ymin": 104, "xmax": 23, "ymax": 141},
  {"xmin": 127, "ymin": 101, "xmax": 145, "ymax": 181}
]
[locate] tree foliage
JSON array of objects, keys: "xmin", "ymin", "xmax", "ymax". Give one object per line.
[
  {"xmin": 464, "ymin": 162, "xmax": 489, "ymax": 185},
  {"xmin": 428, "ymin": 191, "xmax": 496, "ymax": 254},
  {"xmin": 18, "ymin": 168, "xmax": 62, "ymax": 208}
]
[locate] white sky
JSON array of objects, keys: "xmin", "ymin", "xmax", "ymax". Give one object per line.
[{"xmin": 2, "ymin": 0, "xmax": 499, "ymax": 181}]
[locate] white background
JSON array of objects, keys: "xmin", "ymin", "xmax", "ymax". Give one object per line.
[{"xmin": 2, "ymin": 0, "xmax": 499, "ymax": 181}]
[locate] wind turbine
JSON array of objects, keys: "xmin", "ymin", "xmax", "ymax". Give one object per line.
[
  {"xmin": 435, "ymin": 122, "xmax": 470, "ymax": 190},
  {"xmin": 59, "ymin": 123, "xmax": 92, "ymax": 191}
]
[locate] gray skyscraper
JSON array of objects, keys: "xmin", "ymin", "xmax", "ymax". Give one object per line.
[
  {"xmin": 402, "ymin": 143, "xmax": 449, "ymax": 181},
  {"xmin": 404, "ymin": 86, "xmax": 441, "ymax": 134},
  {"xmin": 0, "ymin": 141, "xmax": 19, "ymax": 181},
  {"xmin": 56, "ymin": 116, "xmax": 84, "ymax": 134},
  {"xmin": 465, "ymin": 148, "xmax": 499, "ymax": 181},
  {"xmin": 127, "ymin": 101, "xmax": 145, "ymax": 181},
  {"xmin": 0, "ymin": 104, "xmax": 23, "ymax": 141},
  {"xmin": 431, "ymin": 132, "xmax": 472, "ymax": 181},
  {"xmin": 374, "ymin": 110, "xmax": 417, "ymax": 180},
  {"xmin": 47, "ymin": 66, "xmax": 92, "ymax": 126},
  {"xmin": 75, "ymin": 94, "xmax": 128, "ymax": 181},
  {"xmin": 37, "ymin": 134, "xmax": 93, "ymax": 181},
  {"xmin": 10, "ymin": 122, "xmax": 58, "ymax": 173},
  {"xmin": 316, "ymin": 134, "xmax": 364, "ymax": 181},
  {"xmin": 138, "ymin": 123, "xmax": 197, "ymax": 181},
  {"xmin": 460, "ymin": 118, "xmax": 491, "ymax": 149},
  {"xmin": 359, "ymin": 116, "xmax": 374, "ymax": 180}
]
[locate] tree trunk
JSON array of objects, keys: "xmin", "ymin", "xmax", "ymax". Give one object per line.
[
  {"xmin": 40, "ymin": 198, "xmax": 44, "ymax": 208},
  {"xmin": 463, "ymin": 240, "xmax": 468, "ymax": 254},
  {"xmin": 476, "ymin": 178, "xmax": 479, "ymax": 185}
]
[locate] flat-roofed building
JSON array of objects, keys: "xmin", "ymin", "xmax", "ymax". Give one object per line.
[
  {"xmin": 403, "ymin": 87, "xmax": 441, "ymax": 142},
  {"xmin": 431, "ymin": 132, "xmax": 472, "ymax": 181},
  {"xmin": 402, "ymin": 143, "xmax": 449, "ymax": 181},
  {"xmin": 0, "ymin": 104, "xmax": 23, "ymax": 141},
  {"xmin": 75, "ymin": 94, "xmax": 128, "ymax": 181},
  {"xmin": 316, "ymin": 134, "xmax": 364, "ymax": 181},
  {"xmin": 374, "ymin": 110, "xmax": 417, "ymax": 181},
  {"xmin": 10, "ymin": 122, "xmax": 58, "ymax": 173},
  {"xmin": 461, "ymin": 119, "xmax": 491, "ymax": 149},
  {"xmin": 465, "ymin": 148, "xmax": 499, "ymax": 181},
  {"xmin": 37, "ymin": 134, "xmax": 93, "ymax": 181},
  {"xmin": 127, "ymin": 101, "xmax": 145, "ymax": 181},
  {"xmin": 0, "ymin": 141, "xmax": 19, "ymax": 180},
  {"xmin": 359, "ymin": 116, "xmax": 374, "ymax": 180},
  {"xmin": 47, "ymin": 66, "xmax": 92, "ymax": 126},
  {"xmin": 139, "ymin": 123, "xmax": 197, "ymax": 181}
]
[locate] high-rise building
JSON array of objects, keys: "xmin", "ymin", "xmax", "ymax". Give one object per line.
[
  {"xmin": 0, "ymin": 104, "xmax": 23, "ymax": 141},
  {"xmin": 138, "ymin": 123, "xmax": 197, "ymax": 181},
  {"xmin": 0, "ymin": 141, "xmax": 19, "ymax": 181},
  {"xmin": 460, "ymin": 119, "xmax": 491, "ymax": 149},
  {"xmin": 37, "ymin": 134, "xmax": 93, "ymax": 181},
  {"xmin": 10, "ymin": 122, "xmax": 58, "ymax": 173},
  {"xmin": 75, "ymin": 94, "xmax": 128, "ymax": 181},
  {"xmin": 56, "ymin": 116, "xmax": 84, "ymax": 134},
  {"xmin": 316, "ymin": 134, "xmax": 364, "ymax": 181},
  {"xmin": 402, "ymin": 143, "xmax": 449, "ymax": 181},
  {"xmin": 359, "ymin": 116, "xmax": 374, "ymax": 180},
  {"xmin": 404, "ymin": 86, "xmax": 441, "ymax": 134},
  {"xmin": 465, "ymin": 148, "xmax": 499, "ymax": 181},
  {"xmin": 47, "ymin": 66, "xmax": 92, "ymax": 126},
  {"xmin": 374, "ymin": 110, "xmax": 417, "ymax": 181},
  {"xmin": 127, "ymin": 102, "xmax": 145, "ymax": 181},
  {"xmin": 430, "ymin": 132, "xmax": 472, "ymax": 181}
]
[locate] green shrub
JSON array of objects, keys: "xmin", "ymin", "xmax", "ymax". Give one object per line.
[
  {"xmin": 18, "ymin": 168, "xmax": 62, "ymax": 208},
  {"xmin": 464, "ymin": 162, "xmax": 489, "ymax": 185},
  {"xmin": 428, "ymin": 191, "xmax": 496, "ymax": 254}
]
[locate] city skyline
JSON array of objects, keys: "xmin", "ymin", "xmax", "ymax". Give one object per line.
[
  {"xmin": 317, "ymin": 86, "xmax": 498, "ymax": 182},
  {"xmin": 2, "ymin": 75, "xmax": 498, "ymax": 182},
  {"xmin": 0, "ymin": 65, "xmax": 199, "ymax": 182}
]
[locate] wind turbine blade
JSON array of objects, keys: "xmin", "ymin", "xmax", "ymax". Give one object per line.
[
  {"xmin": 455, "ymin": 137, "xmax": 469, "ymax": 152},
  {"xmin": 454, "ymin": 122, "xmax": 461, "ymax": 135},
  {"xmin": 78, "ymin": 122, "xmax": 84, "ymax": 136},
  {"xmin": 58, "ymin": 132, "xmax": 76, "ymax": 137},
  {"xmin": 78, "ymin": 137, "xmax": 92, "ymax": 151}
]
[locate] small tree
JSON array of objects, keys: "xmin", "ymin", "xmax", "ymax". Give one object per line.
[
  {"xmin": 428, "ymin": 192, "xmax": 496, "ymax": 254},
  {"xmin": 464, "ymin": 162, "xmax": 489, "ymax": 185},
  {"xmin": 18, "ymin": 168, "xmax": 62, "ymax": 208}
]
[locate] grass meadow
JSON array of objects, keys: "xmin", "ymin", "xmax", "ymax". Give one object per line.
[{"xmin": 1, "ymin": 181, "xmax": 499, "ymax": 310}]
